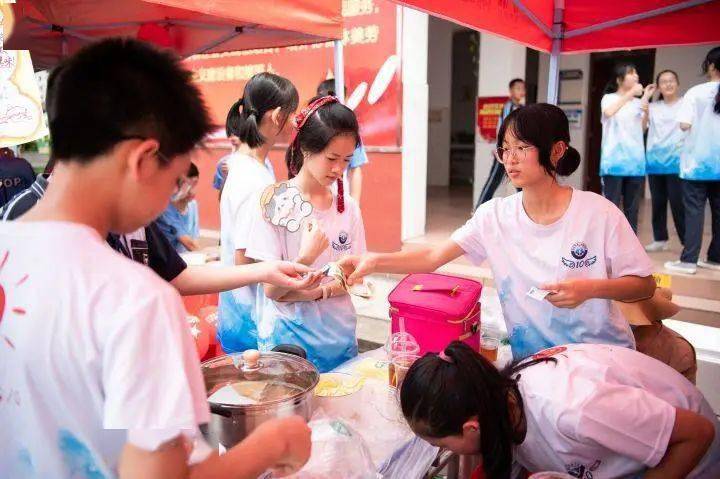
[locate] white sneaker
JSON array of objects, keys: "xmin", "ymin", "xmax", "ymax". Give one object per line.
[
  {"xmin": 664, "ymin": 260, "xmax": 697, "ymax": 274},
  {"xmin": 645, "ymin": 241, "xmax": 670, "ymax": 252},
  {"xmin": 698, "ymin": 260, "xmax": 720, "ymax": 271}
]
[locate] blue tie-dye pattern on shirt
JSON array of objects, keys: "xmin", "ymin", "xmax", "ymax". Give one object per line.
[
  {"xmin": 259, "ymin": 299, "xmax": 358, "ymax": 373},
  {"xmin": 498, "ymin": 276, "xmax": 633, "ymax": 361},
  {"xmin": 646, "ymin": 144, "xmax": 681, "ymax": 175},
  {"xmin": 58, "ymin": 429, "xmax": 108, "ymax": 479},
  {"xmin": 600, "ymin": 144, "xmax": 646, "ymax": 177},
  {"xmin": 218, "ymin": 291, "xmax": 259, "ymax": 352}
]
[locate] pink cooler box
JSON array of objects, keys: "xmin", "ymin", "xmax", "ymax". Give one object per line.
[{"xmin": 388, "ymin": 273, "xmax": 482, "ymax": 354}]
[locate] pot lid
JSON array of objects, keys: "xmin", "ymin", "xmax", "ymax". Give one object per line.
[{"xmin": 202, "ymin": 350, "xmax": 319, "ymax": 407}]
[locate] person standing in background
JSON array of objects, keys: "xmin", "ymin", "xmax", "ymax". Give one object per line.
[
  {"xmin": 645, "ymin": 70, "xmax": 686, "ymax": 252},
  {"xmin": 0, "ymin": 147, "xmax": 36, "ymax": 208},
  {"xmin": 665, "ymin": 47, "xmax": 720, "ymax": 275},
  {"xmin": 212, "ymin": 100, "xmax": 242, "ymax": 198},
  {"xmin": 218, "ymin": 73, "xmax": 300, "ymax": 353},
  {"xmin": 317, "ymin": 79, "xmax": 368, "ymax": 203},
  {"xmin": 600, "ymin": 64, "xmax": 655, "ymax": 233},
  {"xmin": 475, "ymin": 78, "xmax": 526, "ymax": 209},
  {"xmin": 157, "ymin": 162, "xmax": 201, "ymax": 253}
]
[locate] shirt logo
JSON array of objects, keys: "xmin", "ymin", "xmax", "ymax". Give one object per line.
[
  {"xmin": 332, "ymin": 231, "xmax": 352, "ymax": 252},
  {"xmin": 566, "ymin": 459, "xmax": 601, "ymax": 478},
  {"xmin": 562, "ymin": 241, "xmax": 597, "ymax": 269}
]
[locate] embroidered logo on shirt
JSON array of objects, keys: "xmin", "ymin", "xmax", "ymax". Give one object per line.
[
  {"xmin": 562, "ymin": 241, "xmax": 597, "ymax": 269},
  {"xmin": 566, "ymin": 459, "xmax": 601, "ymax": 478},
  {"xmin": 332, "ymin": 231, "xmax": 352, "ymax": 252}
]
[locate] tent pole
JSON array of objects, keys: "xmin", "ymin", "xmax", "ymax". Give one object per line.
[
  {"xmin": 546, "ymin": 0, "xmax": 564, "ymax": 104},
  {"xmin": 333, "ymin": 40, "xmax": 345, "ymax": 103}
]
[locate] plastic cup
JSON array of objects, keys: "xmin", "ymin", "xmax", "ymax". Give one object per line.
[
  {"xmin": 389, "ymin": 353, "xmax": 420, "ymax": 388},
  {"xmin": 480, "ymin": 336, "xmax": 499, "ymax": 362},
  {"xmin": 528, "ymin": 473, "xmax": 576, "ymax": 479}
]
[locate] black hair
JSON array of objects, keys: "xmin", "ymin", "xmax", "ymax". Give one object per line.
[
  {"xmin": 701, "ymin": 46, "xmax": 720, "ymax": 114},
  {"xmin": 655, "ymin": 69, "xmax": 679, "ymax": 102},
  {"xmin": 604, "ymin": 63, "xmax": 637, "ymax": 94},
  {"xmin": 286, "ymin": 96, "xmax": 360, "ymax": 179},
  {"xmin": 46, "ymin": 38, "xmax": 212, "ymax": 164},
  {"xmin": 401, "ymin": 342, "xmax": 556, "ymax": 479},
  {"xmin": 497, "ymin": 103, "xmax": 580, "ymax": 177},
  {"xmin": 316, "ymin": 78, "xmax": 347, "ymax": 97},
  {"xmin": 188, "ymin": 162, "xmax": 199, "ymax": 178},
  {"xmin": 226, "ymin": 99, "xmax": 242, "ymax": 138},
  {"xmin": 237, "ymin": 72, "xmax": 299, "ymax": 148},
  {"xmin": 508, "ymin": 78, "xmax": 524, "ymax": 89}
]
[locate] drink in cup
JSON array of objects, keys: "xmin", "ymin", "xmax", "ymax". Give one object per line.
[
  {"xmin": 529, "ymin": 473, "xmax": 576, "ymax": 479},
  {"xmin": 390, "ymin": 353, "xmax": 420, "ymax": 388},
  {"xmin": 480, "ymin": 336, "xmax": 499, "ymax": 362}
]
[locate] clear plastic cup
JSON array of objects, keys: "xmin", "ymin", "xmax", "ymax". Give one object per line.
[
  {"xmin": 480, "ymin": 336, "xmax": 499, "ymax": 362},
  {"xmin": 389, "ymin": 353, "xmax": 420, "ymax": 388},
  {"xmin": 528, "ymin": 472, "xmax": 576, "ymax": 479}
]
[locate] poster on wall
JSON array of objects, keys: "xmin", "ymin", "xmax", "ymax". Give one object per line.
[
  {"xmin": 183, "ymin": 0, "xmax": 400, "ymax": 147},
  {"xmin": 476, "ymin": 96, "xmax": 508, "ymax": 142},
  {"xmin": 0, "ymin": 49, "xmax": 48, "ymax": 148}
]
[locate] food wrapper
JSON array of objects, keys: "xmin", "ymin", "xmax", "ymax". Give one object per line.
[{"xmin": 315, "ymin": 373, "xmax": 365, "ymax": 397}]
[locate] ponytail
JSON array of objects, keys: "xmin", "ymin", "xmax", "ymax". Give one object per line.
[
  {"xmin": 236, "ymin": 97, "xmax": 264, "ymax": 148},
  {"xmin": 235, "ymin": 72, "xmax": 299, "ymax": 148},
  {"xmin": 401, "ymin": 342, "xmax": 531, "ymax": 479}
]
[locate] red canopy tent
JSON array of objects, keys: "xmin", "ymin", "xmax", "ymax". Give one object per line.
[
  {"xmin": 387, "ymin": 0, "xmax": 720, "ymax": 102},
  {"xmin": 5, "ymin": 0, "xmax": 348, "ymax": 107}
]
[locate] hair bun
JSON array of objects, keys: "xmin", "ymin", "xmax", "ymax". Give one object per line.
[{"xmin": 556, "ymin": 146, "xmax": 580, "ymax": 176}]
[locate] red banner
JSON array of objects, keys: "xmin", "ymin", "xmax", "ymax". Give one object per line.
[
  {"xmin": 183, "ymin": 0, "xmax": 400, "ymax": 147},
  {"xmin": 476, "ymin": 96, "xmax": 508, "ymax": 142}
]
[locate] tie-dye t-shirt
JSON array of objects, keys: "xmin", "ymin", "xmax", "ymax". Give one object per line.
[
  {"xmin": 451, "ymin": 189, "xmax": 654, "ymax": 360},
  {"xmin": 600, "ymin": 93, "xmax": 646, "ymax": 177},
  {"xmin": 647, "ymin": 100, "xmax": 685, "ymax": 175},
  {"xmin": 0, "ymin": 222, "xmax": 209, "ymax": 477},
  {"xmin": 677, "ymin": 81, "xmax": 720, "ymax": 181},
  {"xmin": 218, "ymin": 154, "xmax": 276, "ymax": 353}
]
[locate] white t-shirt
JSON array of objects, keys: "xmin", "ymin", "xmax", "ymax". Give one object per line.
[
  {"xmin": 218, "ymin": 153, "xmax": 276, "ymax": 353},
  {"xmin": 676, "ymin": 81, "xmax": 720, "ymax": 180},
  {"xmin": 451, "ymin": 189, "xmax": 653, "ymax": 360},
  {"xmin": 600, "ymin": 93, "xmax": 646, "ymax": 177},
  {"xmin": 245, "ymin": 187, "xmax": 367, "ymax": 372},
  {"xmin": 0, "ymin": 222, "xmax": 209, "ymax": 478},
  {"xmin": 514, "ymin": 343, "xmax": 720, "ymax": 478},
  {"xmin": 646, "ymin": 99, "xmax": 685, "ymax": 175}
]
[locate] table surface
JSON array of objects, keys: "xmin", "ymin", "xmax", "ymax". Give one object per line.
[{"xmin": 314, "ymin": 348, "xmax": 416, "ymax": 467}]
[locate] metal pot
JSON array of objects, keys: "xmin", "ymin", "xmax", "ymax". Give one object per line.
[{"xmin": 200, "ymin": 346, "xmax": 320, "ymax": 449}]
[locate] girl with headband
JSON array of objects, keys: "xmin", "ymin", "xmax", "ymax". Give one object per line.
[{"xmin": 244, "ymin": 96, "xmax": 367, "ymax": 372}]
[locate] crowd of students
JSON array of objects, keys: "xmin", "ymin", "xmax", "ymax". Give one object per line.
[
  {"xmin": 0, "ymin": 37, "xmax": 719, "ymax": 479},
  {"xmin": 599, "ymin": 47, "xmax": 720, "ymax": 275}
]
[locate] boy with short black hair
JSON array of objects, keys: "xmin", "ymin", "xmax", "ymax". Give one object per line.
[{"xmin": 0, "ymin": 38, "xmax": 310, "ymax": 478}]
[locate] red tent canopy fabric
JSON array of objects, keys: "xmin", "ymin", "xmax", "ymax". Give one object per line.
[
  {"xmin": 390, "ymin": 0, "xmax": 720, "ymax": 53},
  {"xmin": 7, "ymin": 0, "xmax": 343, "ymax": 69}
]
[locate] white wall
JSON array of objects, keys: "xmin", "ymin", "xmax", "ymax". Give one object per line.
[
  {"xmin": 400, "ymin": 7, "xmax": 429, "ymax": 240},
  {"xmin": 426, "ymin": 17, "xmax": 461, "ymax": 187},
  {"xmin": 537, "ymin": 53, "xmax": 589, "ymax": 190},
  {"xmin": 654, "ymin": 45, "xmax": 713, "ymax": 93},
  {"xmin": 473, "ymin": 33, "xmax": 526, "ymax": 203}
]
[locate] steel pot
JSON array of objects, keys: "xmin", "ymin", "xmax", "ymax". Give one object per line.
[{"xmin": 200, "ymin": 346, "xmax": 320, "ymax": 449}]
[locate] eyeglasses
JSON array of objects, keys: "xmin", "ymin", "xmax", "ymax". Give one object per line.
[
  {"xmin": 118, "ymin": 135, "xmax": 187, "ymax": 196},
  {"xmin": 494, "ymin": 145, "xmax": 536, "ymax": 164}
]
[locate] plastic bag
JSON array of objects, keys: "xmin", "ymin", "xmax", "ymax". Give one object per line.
[
  {"xmin": 377, "ymin": 436, "xmax": 439, "ymax": 479},
  {"xmin": 284, "ymin": 418, "xmax": 380, "ymax": 479}
]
